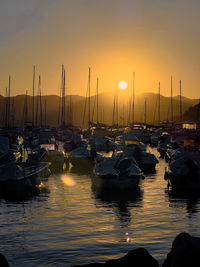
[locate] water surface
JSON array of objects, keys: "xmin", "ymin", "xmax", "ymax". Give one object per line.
[{"xmin": 1, "ymin": 148, "xmax": 200, "ymax": 266}]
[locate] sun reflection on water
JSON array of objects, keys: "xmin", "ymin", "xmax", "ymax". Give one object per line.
[{"xmin": 61, "ymin": 174, "xmax": 76, "ymax": 186}]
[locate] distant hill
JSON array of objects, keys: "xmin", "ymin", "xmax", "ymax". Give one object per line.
[
  {"xmin": 0, "ymin": 93, "xmax": 199, "ymax": 128},
  {"xmin": 183, "ymin": 101, "xmax": 200, "ymax": 121}
]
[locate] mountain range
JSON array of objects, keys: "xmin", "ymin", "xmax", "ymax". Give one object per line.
[{"xmin": 0, "ymin": 92, "xmax": 199, "ymax": 128}]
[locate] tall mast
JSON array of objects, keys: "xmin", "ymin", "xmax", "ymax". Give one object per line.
[
  {"xmin": 101, "ymin": 107, "xmax": 104, "ymax": 124},
  {"xmin": 35, "ymin": 75, "xmax": 40, "ymax": 126},
  {"xmin": 63, "ymin": 68, "xmax": 66, "ymax": 123},
  {"xmin": 179, "ymin": 80, "xmax": 182, "ymax": 122},
  {"xmin": 5, "ymin": 88, "xmax": 7, "ymax": 128},
  {"xmin": 158, "ymin": 81, "xmax": 160, "ymax": 124},
  {"xmin": 144, "ymin": 97, "xmax": 147, "ymax": 124},
  {"xmin": 88, "ymin": 67, "xmax": 91, "ymax": 127},
  {"xmin": 58, "ymin": 86, "xmax": 62, "ymax": 126},
  {"xmin": 68, "ymin": 95, "xmax": 72, "ymax": 124},
  {"xmin": 153, "ymin": 96, "xmax": 158, "ymax": 125},
  {"xmin": 44, "ymin": 98, "xmax": 47, "ymax": 126},
  {"xmin": 129, "ymin": 96, "xmax": 132, "ymax": 124},
  {"xmin": 112, "ymin": 96, "xmax": 116, "ymax": 126},
  {"xmin": 25, "ymin": 90, "xmax": 28, "ymax": 122},
  {"xmin": 21, "ymin": 90, "xmax": 28, "ymax": 126},
  {"xmin": 171, "ymin": 76, "xmax": 173, "ymax": 121},
  {"xmin": 116, "ymin": 94, "xmax": 118, "ymax": 126},
  {"xmin": 39, "ymin": 84, "xmax": 42, "ymax": 127},
  {"xmin": 123, "ymin": 104, "xmax": 125, "ymax": 126},
  {"xmin": 32, "ymin": 65, "xmax": 35, "ymax": 124},
  {"xmin": 127, "ymin": 102, "xmax": 129, "ymax": 125},
  {"xmin": 97, "ymin": 77, "xmax": 99, "ymax": 124},
  {"xmin": 61, "ymin": 65, "xmax": 66, "ymax": 124},
  {"xmin": 132, "ymin": 72, "xmax": 135, "ymax": 123},
  {"xmin": 127, "ymin": 97, "xmax": 131, "ymax": 124},
  {"xmin": 70, "ymin": 95, "xmax": 73, "ymax": 124},
  {"xmin": 7, "ymin": 75, "xmax": 11, "ymax": 128},
  {"xmin": 11, "ymin": 96, "xmax": 15, "ymax": 128},
  {"xmin": 198, "ymin": 98, "xmax": 200, "ymax": 121}
]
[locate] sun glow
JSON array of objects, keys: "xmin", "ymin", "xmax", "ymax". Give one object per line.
[
  {"xmin": 61, "ymin": 175, "xmax": 76, "ymax": 186},
  {"xmin": 118, "ymin": 81, "xmax": 127, "ymax": 90}
]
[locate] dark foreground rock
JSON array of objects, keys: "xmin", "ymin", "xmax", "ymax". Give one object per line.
[
  {"xmin": 163, "ymin": 232, "xmax": 200, "ymax": 267},
  {"xmin": 0, "ymin": 253, "xmax": 9, "ymax": 267},
  {"xmin": 72, "ymin": 247, "xmax": 159, "ymax": 267},
  {"xmin": 2, "ymin": 232, "xmax": 200, "ymax": 267}
]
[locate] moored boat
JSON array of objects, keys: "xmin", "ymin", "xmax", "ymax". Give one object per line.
[
  {"xmin": 0, "ymin": 161, "xmax": 49, "ymax": 196},
  {"xmin": 93, "ymin": 153, "xmax": 144, "ymax": 189},
  {"xmin": 67, "ymin": 142, "xmax": 97, "ymax": 173},
  {"xmin": 124, "ymin": 144, "xmax": 158, "ymax": 172},
  {"xmin": 164, "ymin": 152, "xmax": 200, "ymax": 192}
]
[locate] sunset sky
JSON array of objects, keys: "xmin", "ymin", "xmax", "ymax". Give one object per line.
[{"xmin": 1, "ymin": 0, "xmax": 200, "ymax": 98}]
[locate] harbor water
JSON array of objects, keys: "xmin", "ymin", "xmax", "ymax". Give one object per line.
[{"xmin": 1, "ymin": 148, "xmax": 200, "ymax": 266}]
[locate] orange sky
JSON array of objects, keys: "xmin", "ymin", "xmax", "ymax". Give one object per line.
[{"xmin": 0, "ymin": 0, "xmax": 200, "ymax": 98}]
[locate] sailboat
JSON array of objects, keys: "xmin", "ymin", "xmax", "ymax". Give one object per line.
[{"xmin": 55, "ymin": 65, "xmax": 81, "ymax": 152}]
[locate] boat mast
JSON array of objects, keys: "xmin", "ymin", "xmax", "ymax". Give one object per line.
[
  {"xmin": 171, "ymin": 76, "xmax": 173, "ymax": 122},
  {"xmin": 97, "ymin": 77, "xmax": 99, "ymax": 124},
  {"xmin": 61, "ymin": 64, "xmax": 66, "ymax": 125},
  {"xmin": 179, "ymin": 80, "xmax": 182, "ymax": 122},
  {"xmin": 25, "ymin": 90, "xmax": 28, "ymax": 122},
  {"xmin": 116, "ymin": 94, "xmax": 118, "ymax": 126},
  {"xmin": 39, "ymin": 84, "xmax": 42, "ymax": 127},
  {"xmin": 4, "ymin": 88, "xmax": 7, "ymax": 128},
  {"xmin": 132, "ymin": 72, "xmax": 135, "ymax": 123},
  {"xmin": 67, "ymin": 95, "xmax": 72, "ymax": 124},
  {"xmin": 123, "ymin": 104, "xmax": 125, "ymax": 126},
  {"xmin": 32, "ymin": 65, "xmax": 35, "ymax": 125},
  {"xmin": 198, "ymin": 98, "xmax": 200, "ymax": 121},
  {"xmin": 101, "ymin": 107, "xmax": 104, "ymax": 124},
  {"xmin": 57, "ymin": 67, "xmax": 63, "ymax": 126},
  {"xmin": 21, "ymin": 90, "xmax": 28, "ymax": 126},
  {"xmin": 88, "ymin": 67, "xmax": 91, "ymax": 127},
  {"xmin": 144, "ymin": 97, "xmax": 147, "ymax": 124},
  {"xmin": 153, "ymin": 96, "xmax": 158, "ymax": 125},
  {"xmin": 127, "ymin": 97, "xmax": 131, "ymax": 124},
  {"xmin": 70, "ymin": 96, "xmax": 73, "ymax": 124},
  {"xmin": 11, "ymin": 96, "xmax": 15, "ymax": 128},
  {"xmin": 7, "ymin": 75, "xmax": 11, "ymax": 128},
  {"xmin": 35, "ymin": 75, "xmax": 40, "ymax": 126},
  {"xmin": 112, "ymin": 95, "xmax": 116, "ymax": 126},
  {"xmin": 158, "ymin": 81, "xmax": 160, "ymax": 124},
  {"xmin": 44, "ymin": 98, "xmax": 47, "ymax": 126}
]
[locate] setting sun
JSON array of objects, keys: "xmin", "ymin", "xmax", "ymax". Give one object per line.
[{"xmin": 118, "ymin": 81, "xmax": 127, "ymax": 90}]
